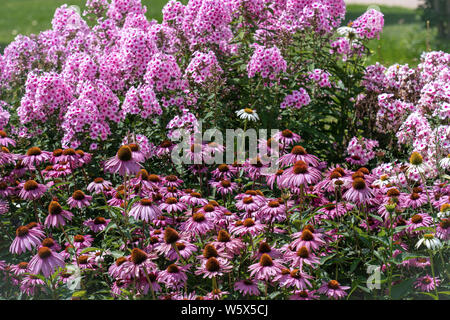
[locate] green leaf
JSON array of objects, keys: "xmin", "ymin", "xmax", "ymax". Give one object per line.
[
  {"xmin": 72, "ymin": 290, "xmax": 87, "ymax": 298},
  {"xmin": 391, "ymin": 278, "xmax": 415, "ymax": 299}
]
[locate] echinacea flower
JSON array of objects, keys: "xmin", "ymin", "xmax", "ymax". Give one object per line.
[
  {"xmin": 20, "ymin": 275, "xmax": 45, "ymax": 296},
  {"xmin": 211, "ymin": 179, "xmax": 238, "ymax": 196},
  {"xmin": 273, "ymin": 129, "xmax": 301, "ymax": 148},
  {"xmin": 180, "ymin": 191, "xmax": 209, "ymax": 207},
  {"xmin": 414, "ymin": 275, "xmax": 440, "ymax": 292},
  {"xmin": 230, "ymin": 218, "xmax": 265, "ymax": 236},
  {"xmin": 28, "ymin": 247, "xmax": 65, "ymax": 277},
  {"xmin": 158, "ymin": 263, "xmax": 190, "ymax": 290},
  {"xmin": 436, "ymin": 218, "xmax": 450, "ymax": 240},
  {"xmin": 21, "ymin": 147, "xmax": 51, "ymax": 166},
  {"xmin": 67, "ymin": 190, "xmax": 92, "ymax": 209},
  {"xmin": 278, "ymin": 145, "xmax": 320, "ymax": 167},
  {"xmin": 406, "ymin": 213, "xmax": 433, "ymax": 234},
  {"xmin": 343, "ymin": 178, "xmax": 374, "ymax": 205},
  {"xmin": 83, "ymin": 217, "xmax": 111, "ymax": 232},
  {"xmin": 87, "ymin": 177, "xmax": 112, "ymax": 194},
  {"xmin": 18, "ymin": 180, "xmax": 47, "ymax": 200},
  {"xmin": 129, "ymin": 199, "xmax": 162, "ymax": 222},
  {"xmin": 287, "ymin": 245, "xmax": 321, "ymax": 269},
  {"xmin": 406, "ymin": 152, "xmax": 431, "ymax": 176},
  {"xmin": 163, "ymin": 174, "xmax": 184, "ymax": 187},
  {"xmin": 318, "ymin": 280, "xmax": 350, "ymax": 300},
  {"xmin": 10, "ymin": 226, "xmax": 44, "ymax": 254},
  {"xmin": 165, "ymin": 241, "xmax": 198, "ymax": 261},
  {"xmin": 248, "ymin": 253, "xmax": 284, "ymax": 281},
  {"xmin": 181, "ymin": 212, "xmax": 214, "ymax": 236},
  {"xmin": 275, "ymin": 268, "xmax": 313, "ymax": 290},
  {"xmin": 415, "ymin": 233, "xmax": 443, "ymax": 250},
  {"xmin": 0, "ymin": 130, "xmax": 16, "ymax": 147},
  {"xmin": 236, "ymin": 108, "xmax": 259, "ymax": 121},
  {"xmin": 211, "ymin": 164, "xmax": 237, "ymax": 180},
  {"xmin": 159, "ymin": 197, "xmax": 187, "ymax": 214},
  {"xmin": 72, "ymin": 234, "xmax": 93, "ymax": 250},
  {"xmin": 291, "ymin": 226, "xmax": 326, "ymax": 251},
  {"xmin": 45, "ymin": 201, "xmax": 73, "ymax": 228},
  {"xmin": 10, "ymin": 262, "xmax": 29, "ymax": 277},
  {"xmin": 289, "ymin": 290, "xmax": 319, "ymax": 300},
  {"xmin": 104, "ymin": 145, "xmax": 141, "ymax": 176},
  {"xmin": 211, "ymin": 230, "xmax": 246, "ymax": 256},
  {"xmin": 121, "ymin": 248, "xmax": 157, "ymax": 278},
  {"xmin": 234, "ymin": 279, "xmax": 260, "ymax": 296},
  {"xmin": 195, "ymin": 257, "xmax": 232, "ymax": 278}
]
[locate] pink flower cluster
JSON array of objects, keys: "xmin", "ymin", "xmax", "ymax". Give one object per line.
[
  {"xmin": 247, "ymin": 44, "xmax": 287, "ymax": 80},
  {"xmin": 345, "ymin": 136, "xmax": 379, "ymax": 166},
  {"xmin": 351, "ymin": 8, "xmax": 384, "ymax": 40},
  {"xmin": 280, "ymin": 88, "xmax": 311, "ymax": 109}
]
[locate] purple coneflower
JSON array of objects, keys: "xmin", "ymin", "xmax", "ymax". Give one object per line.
[
  {"xmin": 67, "ymin": 190, "xmax": 92, "ymax": 209},
  {"xmin": 158, "ymin": 263, "xmax": 190, "ymax": 290},
  {"xmin": 211, "ymin": 179, "xmax": 238, "ymax": 196},
  {"xmin": 343, "ymin": 178, "xmax": 374, "ymax": 205},
  {"xmin": 45, "ymin": 200, "xmax": 73, "ymax": 228},
  {"xmin": 211, "ymin": 230, "xmax": 245, "ymax": 256},
  {"xmin": 291, "ymin": 226, "xmax": 326, "ymax": 251},
  {"xmin": 87, "ymin": 177, "xmax": 112, "ymax": 194},
  {"xmin": 275, "ymin": 268, "xmax": 313, "ymax": 290},
  {"xmin": 18, "ymin": 180, "xmax": 47, "ymax": 200},
  {"xmin": 21, "ymin": 147, "xmax": 51, "ymax": 166},
  {"xmin": 280, "ymin": 161, "xmax": 322, "ymax": 188},
  {"xmin": 273, "ymin": 129, "xmax": 301, "ymax": 148},
  {"xmin": 83, "ymin": 217, "xmax": 111, "ymax": 232},
  {"xmin": 278, "ymin": 145, "xmax": 319, "ymax": 167},
  {"xmin": 72, "ymin": 234, "xmax": 94, "ymax": 250},
  {"xmin": 414, "ymin": 275, "xmax": 440, "ymax": 292},
  {"xmin": 181, "ymin": 212, "xmax": 214, "ymax": 236},
  {"xmin": 121, "ymin": 248, "xmax": 157, "ymax": 278},
  {"xmin": 28, "ymin": 247, "xmax": 65, "ymax": 277},
  {"xmin": 318, "ymin": 280, "xmax": 350, "ymax": 300},
  {"xmin": 10, "ymin": 226, "xmax": 44, "ymax": 254},
  {"xmin": 180, "ymin": 191, "xmax": 208, "ymax": 206},
  {"xmin": 0, "ymin": 130, "xmax": 15, "ymax": 147},
  {"xmin": 104, "ymin": 145, "xmax": 141, "ymax": 176},
  {"xmin": 163, "ymin": 174, "xmax": 184, "ymax": 187},
  {"xmin": 256, "ymin": 199, "xmax": 286, "ymax": 223},
  {"xmin": 129, "ymin": 199, "xmax": 162, "ymax": 222},
  {"xmin": 211, "ymin": 164, "xmax": 237, "ymax": 180},
  {"xmin": 287, "ymin": 245, "xmax": 321, "ymax": 269},
  {"xmin": 406, "ymin": 213, "xmax": 433, "ymax": 234},
  {"xmin": 155, "ymin": 139, "xmax": 175, "ymax": 157},
  {"xmin": 230, "ymin": 218, "xmax": 265, "ymax": 236},
  {"xmin": 159, "ymin": 197, "xmax": 187, "ymax": 214},
  {"xmin": 248, "ymin": 253, "xmax": 284, "ymax": 281},
  {"xmin": 289, "ymin": 290, "xmax": 319, "ymax": 300},
  {"xmin": 234, "ymin": 279, "xmax": 260, "ymax": 296},
  {"xmin": 195, "ymin": 257, "xmax": 232, "ymax": 278}
]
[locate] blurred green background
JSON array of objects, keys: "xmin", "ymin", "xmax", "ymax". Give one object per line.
[{"xmin": 0, "ymin": 1, "xmax": 447, "ymax": 66}]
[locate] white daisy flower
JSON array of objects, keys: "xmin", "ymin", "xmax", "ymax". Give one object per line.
[
  {"xmin": 236, "ymin": 108, "xmax": 259, "ymax": 122},
  {"xmin": 438, "ymin": 204, "xmax": 450, "ymax": 219},
  {"xmin": 416, "ymin": 233, "xmax": 443, "ymax": 250},
  {"xmin": 406, "ymin": 152, "xmax": 431, "ymax": 176},
  {"xmin": 439, "ymin": 154, "xmax": 450, "ymax": 170},
  {"xmin": 372, "ymin": 174, "xmax": 391, "ymax": 188}
]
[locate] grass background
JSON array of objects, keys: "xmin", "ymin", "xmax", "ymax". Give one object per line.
[{"xmin": 0, "ymin": 1, "xmax": 447, "ymax": 66}]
